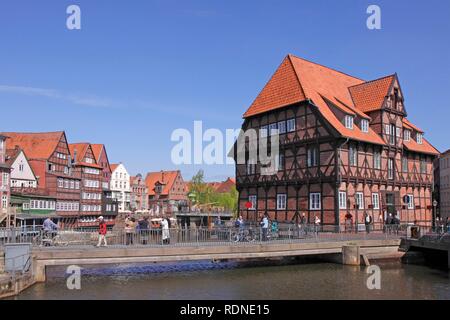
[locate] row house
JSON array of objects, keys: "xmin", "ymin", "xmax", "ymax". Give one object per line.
[
  {"xmin": 146, "ymin": 170, "xmax": 188, "ymax": 214},
  {"xmin": 436, "ymin": 150, "xmax": 450, "ymax": 220},
  {"xmin": 69, "ymin": 143, "xmax": 105, "ymax": 228},
  {"xmin": 1, "ymin": 132, "xmax": 82, "ymax": 227},
  {"xmin": 130, "ymin": 174, "xmax": 148, "ymax": 212},
  {"xmin": 6, "ymin": 146, "xmax": 57, "ymax": 228},
  {"xmin": 91, "ymin": 144, "xmax": 118, "ymax": 222},
  {"xmin": 110, "ymin": 163, "xmax": 131, "ymax": 213},
  {"xmin": 234, "ymin": 54, "xmax": 439, "ymax": 227},
  {"xmin": 0, "ymin": 135, "xmax": 11, "ymax": 226}
]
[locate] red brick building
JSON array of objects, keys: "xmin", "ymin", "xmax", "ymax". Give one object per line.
[
  {"xmin": 146, "ymin": 170, "xmax": 188, "ymax": 215},
  {"xmin": 2, "ymin": 132, "xmax": 81, "ymax": 225},
  {"xmin": 130, "ymin": 174, "xmax": 148, "ymax": 212},
  {"xmin": 91, "ymin": 144, "xmax": 118, "ymax": 222},
  {"xmin": 0, "ymin": 135, "xmax": 11, "ymax": 226},
  {"xmin": 69, "ymin": 143, "xmax": 104, "ymax": 228},
  {"xmin": 234, "ymin": 55, "xmax": 439, "ymax": 227}
]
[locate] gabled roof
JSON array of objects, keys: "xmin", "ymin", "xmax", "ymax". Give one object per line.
[
  {"xmin": 68, "ymin": 143, "xmax": 90, "ymax": 162},
  {"xmin": 242, "ymin": 55, "xmax": 385, "ymax": 145},
  {"xmin": 90, "ymin": 144, "xmax": 104, "ymax": 162},
  {"xmin": 146, "ymin": 170, "xmax": 182, "ymax": 196},
  {"xmin": 5, "ymin": 148, "xmax": 37, "ymax": 180},
  {"xmin": 348, "ymin": 75, "xmax": 395, "ymax": 113},
  {"xmin": 110, "ymin": 163, "xmax": 120, "ymax": 172},
  {"xmin": 1, "ymin": 131, "xmax": 65, "ymax": 160}
]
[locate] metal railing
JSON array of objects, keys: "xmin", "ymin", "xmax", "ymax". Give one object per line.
[{"xmin": 0, "ymin": 223, "xmax": 405, "ymax": 248}]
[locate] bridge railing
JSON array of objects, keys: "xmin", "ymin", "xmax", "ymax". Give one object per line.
[{"xmin": 0, "ymin": 223, "xmax": 403, "ymax": 248}]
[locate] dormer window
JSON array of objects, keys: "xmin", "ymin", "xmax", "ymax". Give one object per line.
[
  {"xmin": 404, "ymin": 129, "xmax": 411, "ymax": 141},
  {"xmin": 361, "ymin": 119, "xmax": 369, "ymax": 133},
  {"xmin": 417, "ymin": 133, "xmax": 423, "ymax": 145},
  {"xmin": 345, "ymin": 115, "xmax": 354, "ymax": 129}
]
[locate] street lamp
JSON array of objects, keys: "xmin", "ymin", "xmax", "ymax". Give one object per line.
[{"xmin": 432, "ymin": 199, "xmax": 438, "ymax": 229}]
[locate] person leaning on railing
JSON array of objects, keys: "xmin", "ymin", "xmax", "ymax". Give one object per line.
[{"xmin": 42, "ymin": 217, "xmax": 58, "ymax": 244}]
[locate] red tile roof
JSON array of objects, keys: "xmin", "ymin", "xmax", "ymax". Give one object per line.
[
  {"xmin": 349, "ymin": 75, "xmax": 395, "ymax": 113},
  {"xmin": 68, "ymin": 143, "xmax": 89, "ymax": 162},
  {"xmin": 1, "ymin": 131, "xmax": 65, "ymax": 160},
  {"xmin": 110, "ymin": 164, "xmax": 119, "ymax": 172},
  {"xmin": 241, "ymin": 55, "xmax": 430, "ymax": 148},
  {"xmin": 404, "ymin": 138, "xmax": 439, "ymax": 155},
  {"xmin": 90, "ymin": 144, "xmax": 104, "ymax": 163},
  {"xmin": 146, "ymin": 170, "xmax": 182, "ymax": 196}
]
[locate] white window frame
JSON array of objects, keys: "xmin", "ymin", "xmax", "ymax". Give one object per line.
[
  {"xmin": 339, "ymin": 192, "xmax": 347, "ymax": 209},
  {"xmin": 407, "ymin": 194, "xmax": 414, "ymax": 209},
  {"xmin": 361, "ymin": 119, "xmax": 369, "ymax": 133},
  {"xmin": 404, "ymin": 129, "xmax": 411, "ymax": 141},
  {"xmin": 374, "ymin": 151, "xmax": 381, "ymax": 170},
  {"xmin": 345, "ymin": 115, "xmax": 354, "ymax": 129},
  {"xmin": 388, "ymin": 158, "xmax": 394, "ymax": 180},
  {"xmin": 372, "ymin": 193, "xmax": 380, "ymax": 210},
  {"xmin": 248, "ymin": 195, "xmax": 257, "ymax": 211},
  {"xmin": 277, "ymin": 121, "xmax": 286, "ymax": 134},
  {"xmin": 356, "ymin": 192, "xmax": 364, "ymax": 210},
  {"xmin": 349, "ymin": 146, "xmax": 357, "ymax": 166},
  {"xmin": 307, "ymin": 146, "xmax": 318, "ymax": 167},
  {"xmin": 276, "ymin": 194, "xmax": 287, "ymax": 210},
  {"xmin": 417, "ymin": 133, "xmax": 423, "ymax": 145},
  {"xmin": 269, "ymin": 123, "xmax": 278, "ymax": 136},
  {"xmin": 287, "ymin": 118, "xmax": 296, "ymax": 132},
  {"xmin": 309, "ymin": 193, "xmax": 321, "ymax": 210}
]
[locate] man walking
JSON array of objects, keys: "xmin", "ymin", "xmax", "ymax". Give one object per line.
[
  {"xmin": 96, "ymin": 216, "xmax": 108, "ymax": 247},
  {"xmin": 261, "ymin": 213, "xmax": 269, "ymax": 241},
  {"xmin": 364, "ymin": 213, "xmax": 372, "ymax": 234}
]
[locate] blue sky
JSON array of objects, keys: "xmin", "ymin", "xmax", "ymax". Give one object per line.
[{"xmin": 0, "ymin": 0, "xmax": 449, "ymax": 181}]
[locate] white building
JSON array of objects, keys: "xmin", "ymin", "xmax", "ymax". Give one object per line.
[
  {"xmin": 110, "ymin": 163, "xmax": 131, "ymax": 213},
  {"xmin": 6, "ymin": 148, "xmax": 38, "ymax": 189}
]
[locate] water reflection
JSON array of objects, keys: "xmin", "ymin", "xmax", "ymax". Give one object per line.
[{"xmin": 11, "ymin": 261, "xmax": 450, "ymax": 300}]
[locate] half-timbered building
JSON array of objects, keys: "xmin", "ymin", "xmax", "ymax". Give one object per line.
[
  {"xmin": 0, "ymin": 135, "xmax": 11, "ymax": 226},
  {"xmin": 69, "ymin": 143, "xmax": 104, "ymax": 228},
  {"xmin": 1, "ymin": 132, "xmax": 81, "ymax": 226},
  {"xmin": 234, "ymin": 55, "xmax": 439, "ymax": 227}
]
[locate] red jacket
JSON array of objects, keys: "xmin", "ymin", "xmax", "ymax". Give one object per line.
[{"xmin": 99, "ymin": 222, "xmax": 107, "ymax": 235}]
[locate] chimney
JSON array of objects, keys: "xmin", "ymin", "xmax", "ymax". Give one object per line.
[{"xmin": 161, "ymin": 170, "xmax": 165, "ymax": 183}]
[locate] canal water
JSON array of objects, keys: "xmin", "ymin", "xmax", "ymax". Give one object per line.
[{"xmin": 11, "ymin": 260, "xmax": 450, "ymax": 300}]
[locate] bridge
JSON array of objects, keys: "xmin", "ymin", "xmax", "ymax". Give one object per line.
[{"xmin": 0, "ymin": 225, "xmax": 406, "ymax": 297}]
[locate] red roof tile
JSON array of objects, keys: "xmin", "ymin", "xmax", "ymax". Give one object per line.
[
  {"xmin": 349, "ymin": 75, "xmax": 395, "ymax": 113},
  {"xmin": 68, "ymin": 143, "xmax": 89, "ymax": 162},
  {"xmin": 146, "ymin": 170, "xmax": 183, "ymax": 196},
  {"xmin": 90, "ymin": 144, "xmax": 104, "ymax": 162},
  {"xmin": 1, "ymin": 131, "xmax": 65, "ymax": 160},
  {"xmin": 404, "ymin": 138, "xmax": 439, "ymax": 155},
  {"xmin": 110, "ymin": 164, "xmax": 119, "ymax": 172},
  {"xmin": 403, "ymin": 118, "xmax": 423, "ymax": 133}
]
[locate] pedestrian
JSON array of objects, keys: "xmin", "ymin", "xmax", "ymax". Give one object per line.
[
  {"xmin": 96, "ymin": 216, "xmax": 108, "ymax": 247},
  {"xmin": 385, "ymin": 213, "xmax": 393, "ymax": 234},
  {"xmin": 138, "ymin": 216, "xmax": 150, "ymax": 245},
  {"xmin": 364, "ymin": 213, "xmax": 372, "ymax": 234},
  {"xmin": 314, "ymin": 215, "xmax": 321, "ymax": 236},
  {"xmin": 345, "ymin": 213, "xmax": 353, "ymax": 233},
  {"xmin": 260, "ymin": 213, "xmax": 269, "ymax": 241},
  {"xmin": 125, "ymin": 216, "xmax": 136, "ymax": 245},
  {"xmin": 161, "ymin": 217, "xmax": 170, "ymax": 245}
]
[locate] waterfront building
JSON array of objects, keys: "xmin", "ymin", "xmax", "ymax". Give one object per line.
[
  {"xmin": 91, "ymin": 144, "xmax": 118, "ymax": 224},
  {"xmin": 145, "ymin": 170, "xmax": 188, "ymax": 215},
  {"xmin": 1, "ymin": 132, "xmax": 81, "ymax": 226},
  {"xmin": 110, "ymin": 163, "xmax": 131, "ymax": 213},
  {"xmin": 436, "ymin": 150, "xmax": 450, "ymax": 220},
  {"xmin": 209, "ymin": 177, "xmax": 236, "ymax": 194},
  {"xmin": 69, "ymin": 143, "xmax": 104, "ymax": 228},
  {"xmin": 0, "ymin": 135, "xmax": 11, "ymax": 227},
  {"xmin": 233, "ymin": 54, "xmax": 439, "ymax": 227},
  {"xmin": 130, "ymin": 174, "xmax": 148, "ymax": 213},
  {"xmin": 5, "ymin": 146, "xmax": 57, "ymax": 227}
]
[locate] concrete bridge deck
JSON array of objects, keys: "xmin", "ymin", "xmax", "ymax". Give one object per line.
[{"xmin": 31, "ymin": 238, "xmax": 401, "ymax": 282}]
